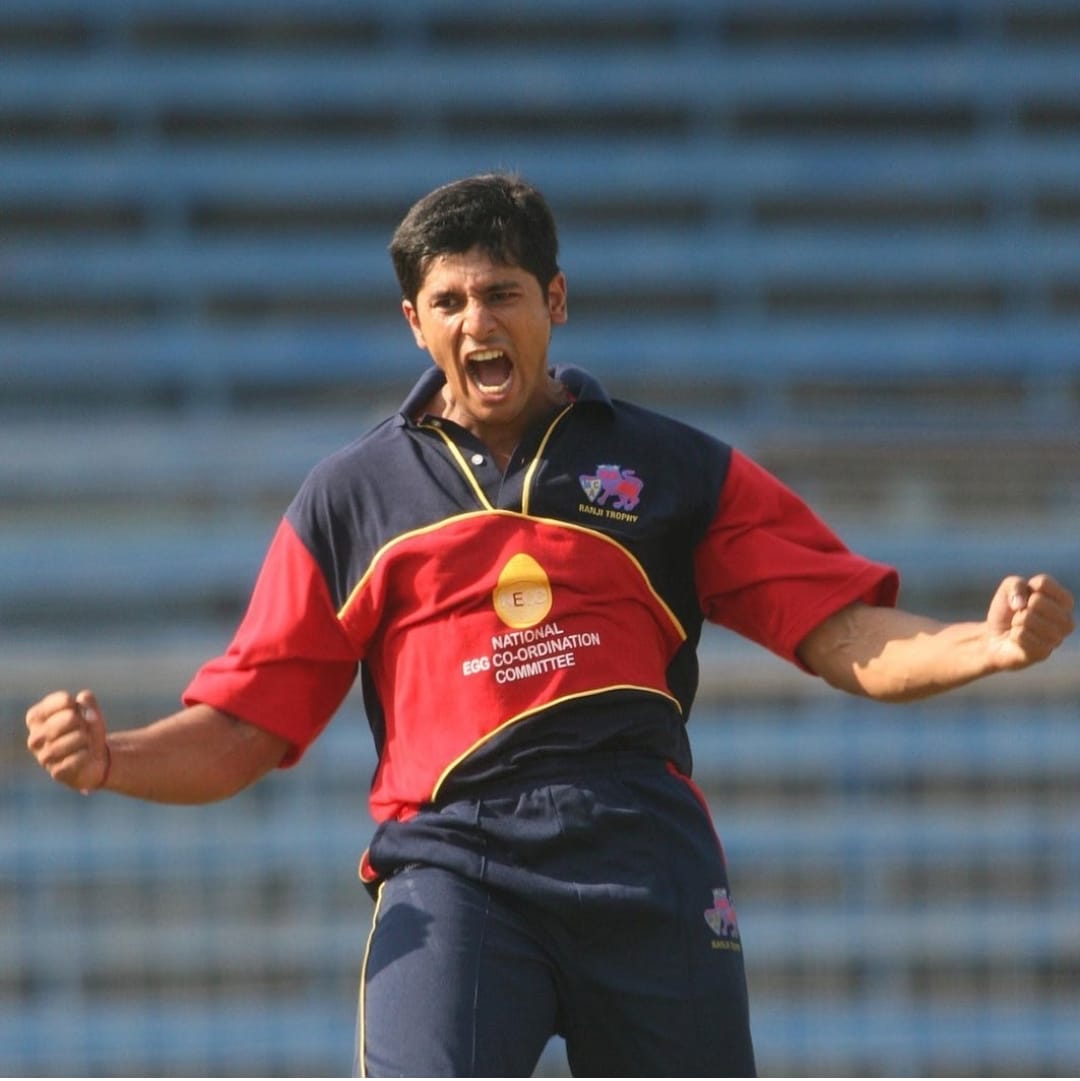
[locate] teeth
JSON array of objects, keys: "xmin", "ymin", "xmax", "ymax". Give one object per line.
[
  {"xmin": 471, "ymin": 373, "xmax": 512, "ymax": 394},
  {"xmin": 466, "ymin": 350, "xmax": 512, "ymax": 394}
]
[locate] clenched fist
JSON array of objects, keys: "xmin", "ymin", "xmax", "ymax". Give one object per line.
[
  {"xmin": 26, "ymin": 689, "xmax": 110, "ymax": 795},
  {"xmin": 984, "ymin": 574, "xmax": 1076, "ymax": 671}
]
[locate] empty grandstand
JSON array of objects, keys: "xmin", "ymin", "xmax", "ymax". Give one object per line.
[{"xmin": 2, "ymin": 1, "xmax": 1078, "ymax": 1075}]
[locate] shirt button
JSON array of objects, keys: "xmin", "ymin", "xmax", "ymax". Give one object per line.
[{"xmin": 470, "ymin": 453, "xmax": 485, "ymax": 466}]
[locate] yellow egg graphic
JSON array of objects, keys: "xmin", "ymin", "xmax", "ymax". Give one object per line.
[{"xmin": 492, "ymin": 553, "xmax": 552, "ymax": 629}]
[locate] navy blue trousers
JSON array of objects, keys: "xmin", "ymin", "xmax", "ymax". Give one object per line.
[{"xmin": 356, "ymin": 756, "xmax": 756, "ymax": 1077}]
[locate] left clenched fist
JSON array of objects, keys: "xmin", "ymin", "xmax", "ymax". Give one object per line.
[{"xmin": 985, "ymin": 573, "xmax": 1075, "ymax": 670}]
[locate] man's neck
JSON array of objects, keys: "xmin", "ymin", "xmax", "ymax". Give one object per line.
[{"xmin": 424, "ymin": 379, "xmax": 568, "ymax": 470}]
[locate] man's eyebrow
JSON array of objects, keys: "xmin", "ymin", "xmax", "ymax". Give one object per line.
[
  {"xmin": 428, "ymin": 287, "xmax": 460, "ymax": 303},
  {"xmin": 427, "ymin": 278, "xmax": 522, "ymax": 302}
]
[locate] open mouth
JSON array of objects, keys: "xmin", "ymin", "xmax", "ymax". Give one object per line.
[{"xmin": 466, "ymin": 349, "xmax": 513, "ymax": 395}]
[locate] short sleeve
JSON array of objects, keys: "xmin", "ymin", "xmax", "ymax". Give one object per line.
[
  {"xmin": 183, "ymin": 518, "xmax": 359, "ymax": 765},
  {"xmin": 694, "ymin": 449, "xmax": 899, "ymax": 668}
]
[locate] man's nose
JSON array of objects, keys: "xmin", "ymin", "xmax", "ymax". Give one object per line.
[{"xmin": 462, "ymin": 298, "xmax": 496, "ymax": 338}]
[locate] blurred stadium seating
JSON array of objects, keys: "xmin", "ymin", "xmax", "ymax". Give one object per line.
[{"xmin": 2, "ymin": 0, "xmax": 1078, "ymax": 1075}]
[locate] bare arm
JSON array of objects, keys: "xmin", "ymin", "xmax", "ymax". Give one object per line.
[
  {"xmin": 797, "ymin": 573, "xmax": 1075, "ymax": 702},
  {"xmin": 26, "ymin": 690, "xmax": 289, "ymax": 803}
]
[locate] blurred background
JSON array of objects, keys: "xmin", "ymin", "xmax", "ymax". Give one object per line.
[{"xmin": 2, "ymin": 0, "xmax": 1079, "ymax": 1075}]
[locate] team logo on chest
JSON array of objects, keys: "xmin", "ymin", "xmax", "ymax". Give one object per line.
[{"xmin": 578, "ymin": 463, "xmax": 644, "ymax": 521}]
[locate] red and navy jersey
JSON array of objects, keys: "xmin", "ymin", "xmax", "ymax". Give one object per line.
[{"xmin": 184, "ymin": 366, "xmax": 898, "ymax": 827}]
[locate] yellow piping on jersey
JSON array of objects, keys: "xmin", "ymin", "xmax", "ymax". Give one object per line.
[
  {"xmin": 337, "ymin": 509, "xmax": 688, "ymax": 644},
  {"xmin": 419, "ymin": 401, "xmax": 573, "ymax": 516},
  {"xmin": 418, "ymin": 420, "xmax": 494, "ymax": 510},
  {"xmin": 428, "ymin": 684, "xmax": 684, "ymax": 805},
  {"xmin": 337, "ymin": 508, "xmax": 492, "ymax": 619},
  {"xmin": 521, "ymin": 402, "xmax": 573, "ymax": 516}
]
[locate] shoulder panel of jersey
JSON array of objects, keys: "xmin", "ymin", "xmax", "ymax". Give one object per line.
[
  {"xmin": 182, "ymin": 516, "xmax": 359, "ymax": 764},
  {"xmin": 695, "ymin": 448, "xmax": 901, "ymax": 667}
]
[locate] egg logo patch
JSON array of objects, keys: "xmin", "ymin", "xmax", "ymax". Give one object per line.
[{"xmin": 493, "ymin": 553, "xmax": 552, "ymax": 629}]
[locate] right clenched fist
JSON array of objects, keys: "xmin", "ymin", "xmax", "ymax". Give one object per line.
[{"xmin": 26, "ymin": 689, "xmax": 110, "ymax": 795}]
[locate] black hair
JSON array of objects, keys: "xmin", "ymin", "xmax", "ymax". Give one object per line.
[{"xmin": 389, "ymin": 173, "xmax": 560, "ymax": 303}]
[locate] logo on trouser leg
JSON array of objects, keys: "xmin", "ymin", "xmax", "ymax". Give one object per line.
[{"xmin": 704, "ymin": 888, "xmax": 742, "ymax": 951}]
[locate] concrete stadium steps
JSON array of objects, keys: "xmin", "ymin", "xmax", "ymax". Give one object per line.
[
  {"xmin": 5, "ymin": 696, "xmax": 1079, "ymax": 1076},
  {"xmin": 0, "ymin": 1000, "xmax": 357, "ymax": 1078},
  {"xmin": 4, "ymin": 0, "xmax": 1079, "ymax": 1076},
  {"xmin": 10, "ymin": 230, "xmax": 1080, "ymax": 309},
  {"xmin": 6, "ymin": 140, "xmax": 1080, "ymax": 228},
  {"xmin": 1, "ymin": 51, "xmax": 1078, "ymax": 158},
  {"xmin": 745, "ymin": 430, "xmax": 1080, "ymax": 523},
  {"xmin": 5, "ymin": 997, "xmax": 1078, "ymax": 1077},
  {"xmin": 0, "ymin": 412, "xmax": 375, "ymax": 511},
  {"xmin": 4, "ymin": 9, "xmax": 1080, "ymax": 418}
]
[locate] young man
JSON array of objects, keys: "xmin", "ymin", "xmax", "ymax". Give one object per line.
[{"xmin": 26, "ymin": 174, "xmax": 1075, "ymax": 1077}]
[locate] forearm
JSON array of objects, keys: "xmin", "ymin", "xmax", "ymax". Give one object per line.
[
  {"xmin": 799, "ymin": 604, "xmax": 996, "ymax": 702},
  {"xmin": 104, "ymin": 704, "xmax": 288, "ymax": 803}
]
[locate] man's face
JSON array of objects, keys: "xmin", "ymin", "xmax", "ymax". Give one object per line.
[{"xmin": 402, "ymin": 246, "xmax": 568, "ymax": 445}]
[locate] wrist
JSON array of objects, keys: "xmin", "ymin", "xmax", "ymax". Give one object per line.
[{"xmin": 79, "ymin": 740, "xmax": 112, "ymax": 796}]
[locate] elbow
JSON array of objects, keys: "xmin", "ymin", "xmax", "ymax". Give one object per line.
[
  {"xmin": 200, "ymin": 713, "xmax": 290, "ymax": 802},
  {"xmin": 822, "ymin": 662, "xmax": 936, "ymax": 704},
  {"xmin": 807, "ymin": 652, "xmax": 922, "ymax": 703}
]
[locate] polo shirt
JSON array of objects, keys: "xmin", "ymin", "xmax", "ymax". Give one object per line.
[{"xmin": 185, "ymin": 365, "xmax": 898, "ymax": 836}]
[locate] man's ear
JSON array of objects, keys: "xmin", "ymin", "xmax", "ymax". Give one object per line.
[
  {"xmin": 547, "ymin": 272, "xmax": 568, "ymax": 325},
  {"xmin": 401, "ymin": 299, "xmax": 427, "ymax": 349}
]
